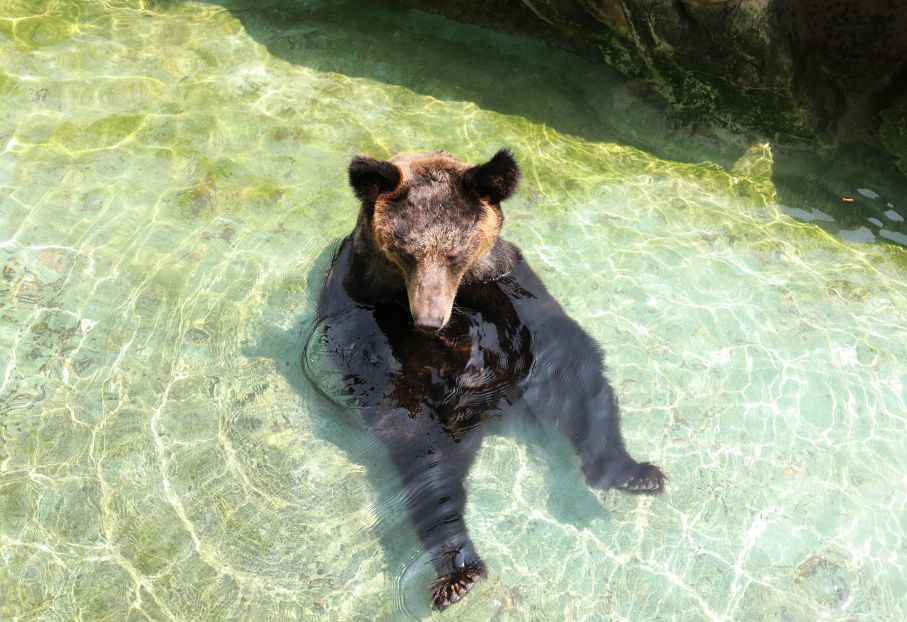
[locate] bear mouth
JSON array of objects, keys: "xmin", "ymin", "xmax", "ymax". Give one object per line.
[
  {"xmin": 413, "ymin": 319, "xmax": 445, "ymax": 333},
  {"xmin": 408, "ymin": 295, "xmax": 454, "ymax": 334}
]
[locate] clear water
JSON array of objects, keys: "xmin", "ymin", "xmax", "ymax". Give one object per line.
[{"xmin": 2, "ymin": 1, "xmax": 906, "ymax": 620}]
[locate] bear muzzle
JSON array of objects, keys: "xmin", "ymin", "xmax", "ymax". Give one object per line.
[
  {"xmin": 413, "ymin": 314, "xmax": 447, "ymax": 333},
  {"xmin": 407, "ymin": 263, "xmax": 457, "ymax": 333}
]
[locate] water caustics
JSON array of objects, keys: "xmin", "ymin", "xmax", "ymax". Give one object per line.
[{"xmin": 1, "ymin": 1, "xmax": 906, "ymax": 621}]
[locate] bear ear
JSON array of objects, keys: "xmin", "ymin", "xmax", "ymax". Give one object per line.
[
  {"xmin": 348, "ymin": 155, "xmax": 401, "ymax": 202},
  {"xmin": 463, "ymin": 149, "xmax": 520, "ymax": 203}
]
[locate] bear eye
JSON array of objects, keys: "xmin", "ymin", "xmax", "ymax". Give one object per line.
[{"xmin": 396, "ymin": 250, "xmax": 416, "ymax": 266}]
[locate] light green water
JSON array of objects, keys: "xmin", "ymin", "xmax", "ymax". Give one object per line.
[{"xmin": 2, "ymin": 1, "xmax": 907, "ymax": 620}]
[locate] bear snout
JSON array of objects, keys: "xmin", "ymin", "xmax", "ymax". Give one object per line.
[
  {"xmin": 407, "ymin": 264, "xmax": 457, "ymax": 333},
  {"xmin": 413, "ymin": 314, "xmax": 446, "ymax": 333},
  {"xmin": 409, "ymin": 293, "xmax": 453, "ymax": 333}
]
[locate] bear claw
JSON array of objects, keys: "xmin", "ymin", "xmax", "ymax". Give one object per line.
[
  {"xmin": 429, "ymin": 560, "xmax": 487, "ymax": 611},
  {"xmin": 615, "ymin": 462, "xmax": 666, "ymax": 495}
]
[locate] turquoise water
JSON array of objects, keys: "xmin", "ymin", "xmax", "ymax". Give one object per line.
[{"xmin": 2, "ymin": 1, "xmax": 906, "ymax": 620}]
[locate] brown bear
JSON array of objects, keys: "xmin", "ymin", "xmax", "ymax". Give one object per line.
[{"xmin": 310, "ymin": 149, "xmax": 665, "ymax": 611}]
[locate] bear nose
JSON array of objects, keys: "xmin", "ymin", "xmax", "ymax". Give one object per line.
[{"xmin": 413, "ymin": 315, "xmax": 445, "ymax": 333}]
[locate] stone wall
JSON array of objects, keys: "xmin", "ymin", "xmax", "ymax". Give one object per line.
[{"xmin": 396, "ymin": 0, "xmax": 907, "ymax": 173}]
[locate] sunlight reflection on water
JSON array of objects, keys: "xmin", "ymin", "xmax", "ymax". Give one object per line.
[{"xmin": 1, "ymin": 1, "xmax": 906, "ymax": 620}]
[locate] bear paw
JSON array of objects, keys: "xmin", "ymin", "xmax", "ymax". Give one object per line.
[
  {"xmin": 429, "ymin": 560, "xmax": 487, "ymax": 611},
  {"xmin": 614, "ymin": 462, "xmax": 666, "ymax": 495}
]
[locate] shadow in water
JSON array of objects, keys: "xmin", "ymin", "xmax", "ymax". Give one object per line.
[
  {"xmin": 206, "ymin": 0, "xmax": 744, "ymax": 167},
  {"xmin": 204, "ymin": 0, "xmax": 906, "ymax": 246},
  {"xmin": 770, "ymin": 145, "xmax": 907, "ymax": 247},
  {"xmin": 242, "ymin": 242, "xmax": 432, "ymax": 617},
  {"xmin": 243, "ymin": 241, "xmax": 609, "ymax": 619}
]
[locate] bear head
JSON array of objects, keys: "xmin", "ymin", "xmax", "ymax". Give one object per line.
[{"xmin": 348, "ymin": 149, "xmax": 520, "ymax": 333}]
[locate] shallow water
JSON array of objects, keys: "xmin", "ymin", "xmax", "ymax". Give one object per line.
[{"xmin": 1, "ymin": 1, "xmax": 906, "ymax": 620}]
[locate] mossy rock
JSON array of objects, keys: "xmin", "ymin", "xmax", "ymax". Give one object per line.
[{"xmin": 879, "ymin": 93, "xmax": 907, "ymax": 179}]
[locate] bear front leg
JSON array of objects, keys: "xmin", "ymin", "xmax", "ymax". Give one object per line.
[
  {"xmin": 567, "ymin": 385, "xmax": 666, "ymax": 495},
  {"xmin": 372, "ymin": 407, "xmax": 487, "ymax": 611},
  {"xmin": 522, "ymin": 351, "xmax": 665, "ymax": 495}
]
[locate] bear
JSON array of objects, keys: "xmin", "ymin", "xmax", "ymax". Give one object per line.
[{"xmin": 310, "ymin": 149, "xmax": 665, "ymax": 611}]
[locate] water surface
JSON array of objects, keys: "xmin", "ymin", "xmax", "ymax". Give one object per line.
[{"xmin": 1, "ymin": 1, "xmax": 906, "ymax": 620}]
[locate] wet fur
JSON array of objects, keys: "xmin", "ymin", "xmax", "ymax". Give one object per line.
[{"xmin": 313, "ymin": 150, "xmax": 665, "ymax": 611}]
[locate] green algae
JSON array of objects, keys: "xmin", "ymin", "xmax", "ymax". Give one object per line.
[
  {"xmin": 51, "ymin": 114, "xmax": 146, "ymax": 151},
  {"xmin": 0, "ymin": 14, "xmax": 76, "ymax": 51},
  {"xmin": 0, "ymin": 69, "xmax": 15, "ymax": 96},
  {"xmin": 241, "ymin": 181, "xmax": 285, "ymax": 202}
]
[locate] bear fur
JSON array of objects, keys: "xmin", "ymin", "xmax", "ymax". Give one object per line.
[{"xmin": 312, "ymin": 149, "xmax": 665, "ymax": 611}]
